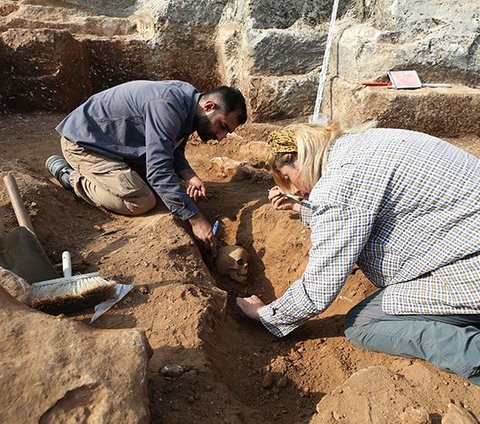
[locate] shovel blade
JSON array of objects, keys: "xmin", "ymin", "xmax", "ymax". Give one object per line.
[{"xmin": 0, "ymin": 227, "xmax": 59, "ymax": 283}]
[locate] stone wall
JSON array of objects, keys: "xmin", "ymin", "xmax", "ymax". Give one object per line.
[{"xmin": 1, "ymin": 0, "xmax": 479, "ymax": 133}]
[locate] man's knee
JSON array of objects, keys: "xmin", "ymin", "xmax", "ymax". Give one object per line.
[{"xmin": 123, "ymin": 190, "xmax": 156, "ymax": 216}]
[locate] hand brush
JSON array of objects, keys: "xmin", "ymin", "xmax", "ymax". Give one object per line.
[{"xmin": 30, "ymin": 251, "xmax": 116, "ymax": 314}]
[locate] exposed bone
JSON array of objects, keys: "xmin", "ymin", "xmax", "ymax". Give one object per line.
[{"xmin": 214, "ymin": 245, "xmax": 249, "ymax": 284}]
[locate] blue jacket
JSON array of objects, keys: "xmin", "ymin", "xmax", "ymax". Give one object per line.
[{"xmin": 56, "ymin": 80, "xmax": 201, "ymax": 220}]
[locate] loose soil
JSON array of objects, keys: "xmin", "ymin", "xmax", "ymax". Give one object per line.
[{"xmin": 1, "ymin": 112, "xmax": 479, "ymax": 423}]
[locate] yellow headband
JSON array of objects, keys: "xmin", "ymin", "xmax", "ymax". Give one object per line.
[{"xmin": 267, "ymin": 129, "xmax": 297, "ymax": 155}]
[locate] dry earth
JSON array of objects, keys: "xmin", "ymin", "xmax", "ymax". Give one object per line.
[{"xmin": 1, "ymin": 112, "xmax": 480, "ymax": 423}]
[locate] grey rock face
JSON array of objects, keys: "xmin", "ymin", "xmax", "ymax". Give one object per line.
[
  {"xmin": 138, "ymin": 0, "xmax": 228, "ymax": 27},
  {"xmin": 248, "ymin": 73, "xmax": 319, "ymax": 121},
  {"xmin": 335, "ymin": 1, "xmax": 480, "ymax": 82},
  {"xmin": 0, "ymin": 0, "xmax": 479, "ymax": 130},
  {"xmin": 246, "ymin": 29, "xmax": 326, "ymax": 76},
  {"xmin": 322, "ymin": 1, "xmax": 480, "ymax": 133},
  {"xmin": 1, "ymin": 28, "xmax": 92, "ymax": 112}
]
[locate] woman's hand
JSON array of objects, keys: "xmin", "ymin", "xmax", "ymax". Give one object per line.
[
  {"xmin": 268, "ymin": 186, "xmax": 301, "ymax": 212},
  {"xmin": 236, "ymin": 295, "xmax": 265, "ymax": 320}
]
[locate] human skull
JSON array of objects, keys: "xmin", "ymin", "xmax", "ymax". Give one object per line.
[{"xmin": 214, "ymin": 245, "xmax": 249, "ymax": 284}]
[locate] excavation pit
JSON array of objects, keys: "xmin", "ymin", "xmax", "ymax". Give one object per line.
[{"xmin": 1, "ymin": 113, "xmax": 480, "ymax": 423}]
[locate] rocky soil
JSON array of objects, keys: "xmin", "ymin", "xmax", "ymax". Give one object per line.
[{"xmin": 0, "ymin": 112, "xmax": 479, "ymax": 423}]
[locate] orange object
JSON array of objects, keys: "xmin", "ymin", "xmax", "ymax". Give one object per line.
[{"xmin": 361, "ymin": 81, "xmax": 391, "ymax": 86}]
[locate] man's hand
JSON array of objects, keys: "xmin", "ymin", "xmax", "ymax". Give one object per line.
[
  {"xmin": 189, "ymin": 213, "xmax": 217, "ymax": 256},
  {"xmin": 186, "ymin": 175, "xmax": 207, "ymax": 201},
  {"xmin": 268, "ymin": 186, "xmax": 301, "ymax": 212},
  {"xmin": 236, "ymin": 295, "xmax": 265, "ymax": 321}
]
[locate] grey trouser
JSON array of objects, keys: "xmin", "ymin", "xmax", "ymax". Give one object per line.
[
  {"xmin": 61, "ymin": 137, "xmax": 156, "ymax": 216},
  {"xmin": 345, "ymin": 290, "xmax": 480, "ymax": 385}
]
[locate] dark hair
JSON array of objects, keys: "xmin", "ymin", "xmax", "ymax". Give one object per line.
[{"xmin": 203, "ymin": 86, "xmax": 247, "ymax": 125}]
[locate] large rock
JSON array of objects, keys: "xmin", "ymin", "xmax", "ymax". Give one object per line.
[
  {"xmin": 218, "ymin": 0, "xmax": 336, "ymax": 120},
  {"xmin": 0, "ymin": 267, "xmax": 31, "ymax": 304},
  {"xmin": 1, "ymin": 28, "xmax": 91, "ymax": 112},
  {"xmin": 0, "ymin": 286, "xmax": 150, "ymax": 423},
  {"xmin": 326, "ymin": 79, "xmax": 480, "ymax": 136},
  {"xmin": 319, "ymin": 1, "xmax": 480, "ymax": 130},
  {"xmin": 0, "ymin": 3, "xmax": 137, "ymax": 35},
  {"xmin": 335, "ymin": 1, "xmax": 480, "ymax": 84},
  {"xmin": 137, "ymin": 0, "xmax": 227, "ymax": 27},
  {"xmin": 310, "ymin": 365, "xmax": 480, "ymax": 424},
  {"xmin": 442, "ymin": 403, "xmax": 479, "ymax": 424},
  {"xmin": 247, "ymin": 72, "xmax": 319, "ymax": 121},
  {"xmin": 244, "ymin": 29, "xmax": 325, "ymax": 76}
]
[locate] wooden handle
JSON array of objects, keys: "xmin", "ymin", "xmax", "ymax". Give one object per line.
[{"xmin": 3, "ymin": 174, "xmax": 35, "ymax": 235}]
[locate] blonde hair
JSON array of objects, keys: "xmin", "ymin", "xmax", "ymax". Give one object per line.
[{"xmin": 267, "ymin": 122, "xmax": 342, "ymax": 193}]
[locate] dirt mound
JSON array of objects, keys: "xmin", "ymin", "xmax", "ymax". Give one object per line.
[{"xmin": 0, "ymin": 113, "xmax": 479, "ymax": 423}]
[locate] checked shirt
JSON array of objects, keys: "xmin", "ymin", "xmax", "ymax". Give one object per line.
[{"xmin": 259, "ymin": 128, "xmax": 480, "ymax": 337}]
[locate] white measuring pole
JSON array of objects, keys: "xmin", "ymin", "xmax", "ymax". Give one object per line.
[{"xmin": 312, "ymin": 0, "xmax": 340, "ymax": 124}]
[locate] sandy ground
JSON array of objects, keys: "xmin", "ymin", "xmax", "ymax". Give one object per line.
[{"xmin": 1, "ymin": 112, "xmax": 479, "ymax": 423}]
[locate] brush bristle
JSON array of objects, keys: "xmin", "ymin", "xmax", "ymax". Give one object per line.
[{"xmin": 31, "ymin": 276, "xmax": 117, "ymax": 314}]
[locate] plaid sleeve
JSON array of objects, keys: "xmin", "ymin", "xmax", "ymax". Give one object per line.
[
  {"xmin": 259, "ymin": 203, "xmax": 374, "ymax": 337},
  {"xmin": 299, "ymin": 200, "xmax": 315, "ymax": 227}
]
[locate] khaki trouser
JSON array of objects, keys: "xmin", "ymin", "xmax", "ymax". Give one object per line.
[{"xmin": 60, "ymin": 137, "xmax": 156, "ymax": 216}]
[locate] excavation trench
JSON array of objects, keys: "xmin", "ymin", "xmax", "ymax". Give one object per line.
[
  {"xmin": 0, "ymin": 113, "xmax": 376, "ymax": 423},
  {"xmin": 2, "ymin": 113, "xmax": 480, "ymax": 423},
  {"xmin": 144, "ymin": 127, "xmax": 381, "ymax": 423}
]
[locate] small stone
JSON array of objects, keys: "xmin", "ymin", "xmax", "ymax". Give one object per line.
[
  {"xmin": 262, "ymin": 372, "xmax": 275, "ymax": 389},
  {"xmin": 138, "ymin": 285, "xmax": 150, "ymax": 294},
  {"xmin": 160, "ymin": 365, "xmax": 185, "ymax": 378},
  {"xmin": 400, "ymin": 406, "xmax": 429, "ymax": 424},
  {"xmin": 290, "ymin": 351, "xmax": 302, "ymax": 360},
  {"xmin": 276, "ymin": 377, "xmax": 288, "ymax": 389}
]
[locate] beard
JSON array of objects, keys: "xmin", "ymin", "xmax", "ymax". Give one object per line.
[{"xmin": 196, "ymin": 115, "xmax": 216, "ymax": 142}]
